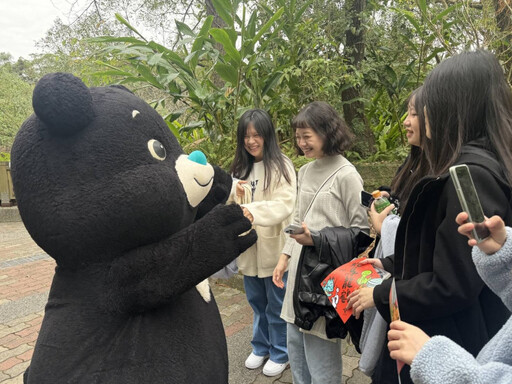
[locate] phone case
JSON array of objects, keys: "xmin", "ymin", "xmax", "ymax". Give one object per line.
[
  {"xmin": 284, "ymin": 224, "xmax": 304, "ymax": 234},
  {"xmin": 449, "ymin": 165, "xmax": 490, "ymax": 242}
]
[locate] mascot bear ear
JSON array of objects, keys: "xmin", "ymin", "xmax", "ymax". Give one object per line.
[{"xmin": 32, "ymin": 72, "xmax": 94, "ymax": 137}]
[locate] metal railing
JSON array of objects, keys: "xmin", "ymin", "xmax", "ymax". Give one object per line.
[{"xmin": 0, "ymin": 162, "xmax": 15, "ymax": 207}]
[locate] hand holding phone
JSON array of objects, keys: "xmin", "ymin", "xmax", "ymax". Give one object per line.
[
  {"xmin": 456, "ymin": 212, "xmax": 507, "ymax": 254},
  {"xmin": 449, "ymin": 164, "xmax": 490, "ymax": 243},
  {"xmin": 284, "ymin": 224, "xmax": 305, "ymax": 235}
]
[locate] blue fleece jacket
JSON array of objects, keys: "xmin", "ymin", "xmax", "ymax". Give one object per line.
[{"xmin": 410, "ymin": 227, "xmax": 512, "ymax": 384}]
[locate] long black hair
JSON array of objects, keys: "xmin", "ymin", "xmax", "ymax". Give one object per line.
[
  {"xmin": 391, "ymin": 87, "xmax": 430, "ymax": 212},
  {"xmin": 291, "ymin": 101, "xmax": 353, "ymax": 156},
  {"xmin": 422, "ymin": 50, "xmax": 512, "ymax": 183},
  {"xmin": 230, "ymin": 109, "xmax": 292, "ymax": 191}
]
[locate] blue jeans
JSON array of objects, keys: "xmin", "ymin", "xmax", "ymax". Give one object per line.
[
  {"xmin": 244, "ymin": 273, "xmax": 288, "ymax": 364},
  {"xmin": 287, "ymin": 323, "xmax": 342, "ymax": 384}
]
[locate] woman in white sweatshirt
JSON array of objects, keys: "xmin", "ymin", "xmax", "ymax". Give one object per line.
[{"xmin": 229, "ymin": 109, "xmax": 297, "ymax": 377}]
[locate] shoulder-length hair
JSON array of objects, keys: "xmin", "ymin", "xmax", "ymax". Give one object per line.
[
  {"xmin": 422, "ymin": 50, "xmax": 512, "ymax": 184},
  {"xmin": 230, "ymin": 109, "xmax": 292, "ymax": 191},
  {"xmin": 391, "ymin": 87, "xmax": 430, "ymax": 212},
  {"xmin": 291, "ymin": 101, "xmax": 353, "ymax": 156}
]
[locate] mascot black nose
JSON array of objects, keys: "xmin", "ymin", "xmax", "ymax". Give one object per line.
[{"xmin": 32, "ymin": 72, "xmax": 95, "ymax": 137}]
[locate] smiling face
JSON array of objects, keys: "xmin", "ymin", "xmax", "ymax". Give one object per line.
[
  {"xmin": 243, "ymin": 123, "xmax": 264, "ymax": 161},
  {"xmin": 175, "ymin": 152, "xmax": 214, "ymax": 208},
  {"xmin": 12, "ymin": 78, "xmax": 199, "ymax": 266},
  {"xmin": 404, "ymin": 96, "xmax": 421, "ymax": 147},
  {"xmin": 295, "ymin": 127, "xmax": 325, "ymax": 159}
]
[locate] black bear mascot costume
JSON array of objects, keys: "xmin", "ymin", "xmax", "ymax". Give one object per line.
[{"xmin": 10, "ymin": 73, "xmax": 257, "ymax": 383}]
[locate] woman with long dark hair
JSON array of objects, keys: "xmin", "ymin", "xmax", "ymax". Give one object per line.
[
  {"xmin": 348, "ymin": 50, "xmax": 512, "ymax": 383},
  {"xmin": 359, "ymin": 87, "xmax": 429, "ymax": 376},
  {"xmin": 389, "ymin": 89, "xmax": 430, "ymax": 214},
  {"xmin": 229, "ymin": 109, "xmax": 296, "ymax": 377}
]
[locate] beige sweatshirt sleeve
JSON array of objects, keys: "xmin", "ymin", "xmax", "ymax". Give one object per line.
[
  {"xmin": 241, "ymin": 159, "xmax": 297, "ymax": 227},
  {"xmin": 226, "ymin": 177, "xmax": 239, "ymax": 205}
]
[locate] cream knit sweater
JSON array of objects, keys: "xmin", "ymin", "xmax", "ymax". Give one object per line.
[{"xmin": 280, "ymin": 154, "xmax": 369, "ymax": 340}]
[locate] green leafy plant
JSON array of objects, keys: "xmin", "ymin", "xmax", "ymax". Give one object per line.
[{"xmin": 88, "ymin": 1, "xmax": 296, "ymax": 168}]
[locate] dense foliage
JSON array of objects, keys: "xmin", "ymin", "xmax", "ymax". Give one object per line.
[
  {"xmin": 1, "ymin": 0, "xmax": 511, "ymax": 167},
  {"xmin": 0, "ymin": 67, "xmax": 33, "ymax": 153}
]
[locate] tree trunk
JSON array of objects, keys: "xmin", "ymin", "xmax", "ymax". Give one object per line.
[
  {"xmin": 341, "ymin": 0, "xmax": 373, "ymax": 156},
  {"xmin": 493, "ymin": 0, "xmax": 512, "ymax": 83},
  {"xmin": 204, "ymin": 0, "xmax": 226, "ymax": 88},
  {"xmin": 205, "ymin": 0, "xmax": 226, "ymax": 29}
]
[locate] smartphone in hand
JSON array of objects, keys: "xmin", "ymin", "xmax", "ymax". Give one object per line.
[
  {"xmin": 284, "ymin": 224, "xmax": 305, "ymax": 235},
  {"xmin": 449, "ymin": 164, "xmax": 490, "ymax": 242},
  {"xmin": 360, "ymin": 190, "xmax": 374, "ymax": 209}
]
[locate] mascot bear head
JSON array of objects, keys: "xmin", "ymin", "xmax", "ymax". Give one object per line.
[{"xmin": 11, "ymin": 73, "xmax": 225, "ymax": 268}]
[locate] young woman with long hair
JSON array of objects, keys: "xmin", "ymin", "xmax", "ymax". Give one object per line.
[
  {"xmin": 229, "ymin": 109, "xmax": 296, "ymax": 377},
  {"xmin": 348, "ymin": 50, "xmax": 512, "ymax": 383}
]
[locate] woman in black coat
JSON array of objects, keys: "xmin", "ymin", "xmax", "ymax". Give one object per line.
[{"xmin": 348, "ymin": 50, "xmax": 512, "ymax": 384}]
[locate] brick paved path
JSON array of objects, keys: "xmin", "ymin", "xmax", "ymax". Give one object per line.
[{"xmin": 0, "ymin": 221, "xmax": 370, "ymax": 384}]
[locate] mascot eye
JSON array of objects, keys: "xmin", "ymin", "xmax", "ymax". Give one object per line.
[{"xmin": 147, "ymin": 139, "xmax": 167, "ymax": 161}]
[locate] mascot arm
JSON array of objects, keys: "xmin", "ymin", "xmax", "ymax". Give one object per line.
[
  {"xmin": 105, "ymin": 204, "xmax": 256, "ymax": 313},
  {"xmin": 195, "ymin": 165, "xmax": 233, "ymax": 221}
]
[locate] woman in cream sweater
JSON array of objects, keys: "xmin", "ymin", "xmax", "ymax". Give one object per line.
[
  {"xmin": 229, "ymin": 109, "xmax": 296, "ymax": 377},
  {"xmin": 273, "ymin": 101, "xmax": 369, "ymax": 384}
]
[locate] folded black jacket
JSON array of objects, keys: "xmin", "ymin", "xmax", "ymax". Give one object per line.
[{"xmin": 293, "ymin": 226, "xmax": 373, "ymax": 343}]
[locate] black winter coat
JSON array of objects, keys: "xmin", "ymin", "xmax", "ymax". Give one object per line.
[{"xmin": 372, "ymin": 142, "xmax": 512, "ymax": 384}]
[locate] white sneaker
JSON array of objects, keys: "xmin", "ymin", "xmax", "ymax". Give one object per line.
[
  {"xmin": 262, "ymin": 360, "xmax": 288, "ymax": 377},
  {"xmin": 245, "ymin": 352, "xmax": 268, "ymax": 369}
]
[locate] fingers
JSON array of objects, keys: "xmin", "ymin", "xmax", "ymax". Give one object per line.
[
  {"xmin": 389, "ymin": 320, "xmax": 408, "ymax": 331},
  {"xmin": 389, "ymin": 351, "xmax": 404, "ymax": 362},
  {"xmin": 353, "ymin": 305, "xmax": 363, "ymax": 319},
  {"xmin": 468, "ymin": 238, "xmax": 478, "ymax": 247},
  {"xmin": 486, "ymin": 215, "xmax": 506, "ymax": 235},
  {"xmin": 387, "ymin": 330, "xmax": 401, "ymax": 341},
  {"xmin": 380, "ymin": 204, "xmax": 395, "ymax": 216},
  {"xmin": 455, "ymin": 211, "xmax": 469, "ymax": 225},
  {"xmin": 235, "ymin": 229, "xmax": 257, "ymax": 254},
  {"xmin": 388, "ymin": 342, "xmax": 404, "ymax": 361},
  {"xmin": 272, "ymin": 256, "xmax": 287, "ymax": 289},
  {"xmin": 358, "ymin": 258, "xmax": 384, "ymax": 269},
  {"xmin": 346, "ymin": 290, "xmax": 359, "ymax": 309},
  {"xmin": 242, "ymin": 207, "xmax": 254, "ymax": 223},
  {"xmin": 456, "ymin": 213, "xmax": 507, "ymax": 252},
  {"xmin": 347, "ymin": 287, "xmax": 375, "ymax": 319},
  {"xmin": 346, "ymin": 293, "xmax": 362, "ymax": 319},
  {"xmin": 457, "ymin": 221, "xmax": 475, "ymax": 238},
  {"xmin": 387, "ymin": 329, "xmax": 407, "ymax": 362},
  {"xmin": 235, "ymin": 180, "xmax": 248, "ymax": 197},
  {"xmin": 272, "ymin": 270, "xmax": 285, "ymax": 288}
]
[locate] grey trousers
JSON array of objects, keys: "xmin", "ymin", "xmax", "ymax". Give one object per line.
[{"xmin": 287, "ymin": 322, "xmax": 343, "ymax": 384}]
